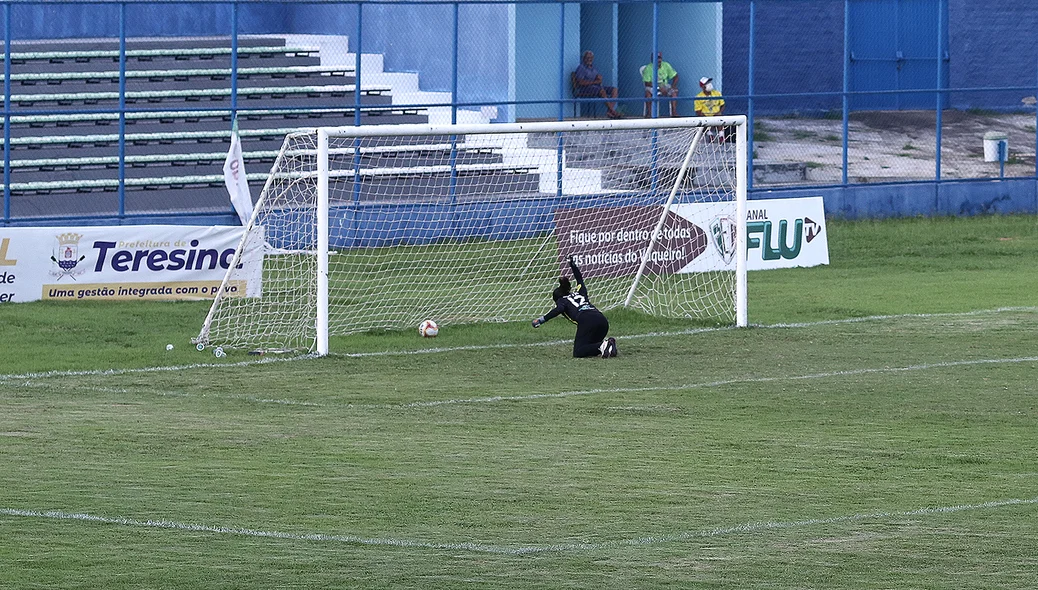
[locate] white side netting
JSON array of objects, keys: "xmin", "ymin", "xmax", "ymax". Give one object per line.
[{"xmin": 197, "ymin": 118, "xmax": 745, "ymax": 352}]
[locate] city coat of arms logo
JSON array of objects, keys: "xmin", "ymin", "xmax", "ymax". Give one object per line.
[
  {"xmin": 710, "ymin": 215, "xmax": 738, "ymax": 265},
  {"xmin": 50, "ymin": 232, "xmax": 86, "ymax": 280}
]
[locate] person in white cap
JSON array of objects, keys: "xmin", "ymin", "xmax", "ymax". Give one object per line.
[
  {"xmin": 695, "ymin": 77, "xmax": 727, "ymax": 141},
  {"xmin": 694, "ymin": 77, "xmax": 725, "ymax": 117}
]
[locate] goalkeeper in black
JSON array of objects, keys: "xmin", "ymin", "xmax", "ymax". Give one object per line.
[{"xmin": 531, "ymin": 255, "xmax": 618, "ymax": 358}]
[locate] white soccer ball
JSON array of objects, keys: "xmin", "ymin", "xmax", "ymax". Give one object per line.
[
  {"xmin": 419, "ymin": 319, "xmax": 439, "ymax": 338},
  {"xmin": 166, "ymin": 344, "xmax": 174, "ymax": 351}
]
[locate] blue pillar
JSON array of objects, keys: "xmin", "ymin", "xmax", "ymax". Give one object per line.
[
  {"xmin": 353, "ymin": 5, "xmax": 363, "ymax": 127},
  {"xmin": 747, "ymin": 0, "xmax": 756, "ymax": 191},
  {"xmin": 841, "ymin": 0, "xmax": 850, "ymax": 186},
  {"xmin": 449, "ymin": 4, "xmax": 459, "ymax": 203},
  {"xmin": 556, "ymin": 3, "xmax": 564, "ymax": 198},
  {"xmin": 3, "ymin": 3, "xmax": 11, "ymax": 221},
  {"xmin": 934, "ymin": 0, "xmax": 943, "ymax": 183},
  {"xmin": 118, "ymin": 3, "xmax": 127, "ymax": 218}
]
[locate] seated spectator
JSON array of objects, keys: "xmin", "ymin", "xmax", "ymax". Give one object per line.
[
  {"xmin": 642, "ymin": 52, "xmax": 679, "ymax": 117},
  {"xmin": 573, "ymin": 50, "xmax": 621, "ymax": 119},
  {"xmin": 694, "ymin": 76, "xmax": 727, "ymax": 141},
  {"xmin": 694, "ymin": 77, "xmax": 725, "ymax": 117}
]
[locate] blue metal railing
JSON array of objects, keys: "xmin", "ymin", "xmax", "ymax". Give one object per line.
[{"xmin": 2, "ymin": 0, "xmax": 1037, "ymax": 226}]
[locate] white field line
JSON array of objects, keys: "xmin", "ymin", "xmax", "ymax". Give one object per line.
[
  {"xmin": 1, "ymin": 306, "xmax": 1035, "ymax": 385},
  {"xmin": 401, "ymin": 355, "xmax": 1038, "ymax": 407},
  {"xmin": 0, "ymin": 353, "xmax": 318, "ymax": 383},
  {"xmin": 7, "ymin": 353, "xmax": 1038, "ymax": 411},
  {"xmin": 2, "ymin": 497, "xmax": 1036, "ymax": 555}
]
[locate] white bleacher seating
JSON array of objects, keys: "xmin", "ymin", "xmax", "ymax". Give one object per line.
[{"xmin": 1, "ymin": 36, "xmax": 541, "ymax": 221}]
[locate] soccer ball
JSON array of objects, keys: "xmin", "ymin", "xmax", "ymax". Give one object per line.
[{"xmin": 419, "ymin": 319, "xmax": 439, "ymax": 338}]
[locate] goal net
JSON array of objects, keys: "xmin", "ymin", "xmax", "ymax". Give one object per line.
[{"xmin": 196, "ymin": 117, "xmax": 747, "ymax": 354}]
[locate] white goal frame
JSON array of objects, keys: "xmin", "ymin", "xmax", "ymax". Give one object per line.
[{"xmin": 199, "ymin": 116, "xmax": 748, "ymax": 356}]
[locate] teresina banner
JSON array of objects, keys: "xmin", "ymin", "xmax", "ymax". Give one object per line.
[{"xmin": 0, "ymin": 225, "xmax": 261, "ymax": 303}]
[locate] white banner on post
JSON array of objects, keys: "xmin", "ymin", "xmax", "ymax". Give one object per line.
[
  {"xmin": 668, "ymin": 196, "xmax": 828, "ymax": 271},
  {"xmin": 0, "ymin": 225, "xmax": 261, "ymax": 304},
  {"xmin": 223, "ymin": 123, "xmax": 254, "ymax": 226},
  {"xmin": 678, "ymin": 196, "xmax": 830, "ymax": 271}
]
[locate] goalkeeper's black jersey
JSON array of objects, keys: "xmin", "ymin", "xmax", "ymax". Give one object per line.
[
  {"xmin": 543, "ymin": 260, "xmax": 602, "ymax": 324},
  {"xmin": 544, "ymin": 287, "xmax": 599, "ymax": 324}
]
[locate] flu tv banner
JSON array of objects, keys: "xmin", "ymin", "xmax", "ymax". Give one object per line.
[
  {"xmin": 554, "ymin": 196, "xmax": 828, "ymax": 274},
  {"xmin": 732, "ymin": 196, "xmax": 828, "ymax": 271},
  {"xmin": 0, "ymin": 225, "xmax": 261, "ymax": 303}
]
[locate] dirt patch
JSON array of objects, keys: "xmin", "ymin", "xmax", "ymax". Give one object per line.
[{"xmin": 755, "ymin": 110, "xmax": 1037, "ymax": 185}]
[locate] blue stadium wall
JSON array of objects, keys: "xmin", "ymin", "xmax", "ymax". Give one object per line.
[{"xmin": 722, "ymin": 0, "xmax": 1038, "ymax": 113}]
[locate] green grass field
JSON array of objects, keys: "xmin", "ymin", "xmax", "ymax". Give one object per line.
[{"xmin": 2, "ymin": 216, "xmax": 1037, "ymax": 588}]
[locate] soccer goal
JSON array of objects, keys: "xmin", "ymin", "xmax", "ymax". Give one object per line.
[{"xmin": 196, "ymin": 116, "xmax": 747, "ymax": 355}]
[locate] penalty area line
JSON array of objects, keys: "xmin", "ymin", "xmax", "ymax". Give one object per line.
[
  {"xmin": 2, "ymin": 496, "xmax": 1035, "ymax": 556},
  {"xmin": 0, "ymin": 353, "xmax": 318, "ymax": 384},
  {"xmin": 1, "ymin": 306, "xmax": 1034, "ymax": 383},
  {"xmin": 334, "ymin": 306, "xmax": 1038, "ymax": 357},
  {"xmin": 403, "ymin": 355, "xmax": 1038, "ymax": 408}
]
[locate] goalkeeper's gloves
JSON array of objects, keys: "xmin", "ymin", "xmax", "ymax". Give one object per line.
[{"xmin": 532, "ymin": 317, "xmax": 546, "ymax": 328}]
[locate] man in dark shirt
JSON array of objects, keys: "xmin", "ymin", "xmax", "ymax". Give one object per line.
[
  {"xmin": 573, "ymin": 51, "xmax": 621, "ymax": 119},
  {"xmin": 532, "ymin": 256, "xmax": 618, "ymax": 358}
]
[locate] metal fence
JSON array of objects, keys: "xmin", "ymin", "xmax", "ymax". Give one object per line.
[{"xmin": 2, "ymin": 0, "xmax": 1037, "ymax": 226}]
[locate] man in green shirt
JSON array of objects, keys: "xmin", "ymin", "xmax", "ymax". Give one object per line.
[{"xmin": 642, "ymin": 52, "xmax": 680, "ymax": 117}]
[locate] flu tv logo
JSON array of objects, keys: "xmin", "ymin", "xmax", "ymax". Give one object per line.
[
  {"xmin": 744, "ymin": 199, "xmax": 828, "ymax": 270},
  {"xmin": 747, "ymin": 216, "xmax": 823, "ymax": 260},
  {"xmin": 50, "ymin": 232, "xmax": 87, "ymax": 280}
]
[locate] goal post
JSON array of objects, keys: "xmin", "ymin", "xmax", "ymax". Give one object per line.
[{"xmin": 196, "ymin": 116, "xmax": 748, "ymax": 355}]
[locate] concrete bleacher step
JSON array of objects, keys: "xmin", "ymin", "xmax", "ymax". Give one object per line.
[
  {"xmin": 8, "ymin": 51, "xmax": 323, "ymax": 73},
  {"xmin": 319, "ymin": 142, "xmax": 504, "ymax": 167},
  {"xmin": 2, "ymin": 171, "xmax": 263, "ymax": 191},
  {"xmin": 5, "ymin": 107, "xmax": 417, "ymax": 133},
  {"xmin": 4, "ymin": 144, "xmax": 506, "ymax": 184},
  {"xmin": 7, "ymin": 110, "xmax": 400, "ymax": 139},
  {"xmin": 6, "ymin": 161, "xmax": 264, "ymax": 184},
  {"xmin": 10, "ymin": 84, "xmax": 392, "ymax": 110},
  {"xmin": 0, "ymin": 112, "xmax": 429, "ymax": 157},
  {"xmin": 9, "ymin": 186, "xmax": 240, "ymax": 218},
  {"xmin": 334, "ymin": 150, "xmax": 502, "ymax": 169},
  {"xmin": 4, "ymin": 43, "xmax": 322, "ymax": 70},
  {"xmin": 5, "ymin": 36, "xmax": 288, "ymax": 54},
  {"xmin": 329, "ymin": 170, "xmax": 542, "ymax": 202},
  {"xmin": 9, "ymin": 65, "xmax": 357, "ymax": 91}
]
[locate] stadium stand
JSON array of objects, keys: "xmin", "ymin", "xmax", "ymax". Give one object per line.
[
  {"xmin": 1, "ymin": 35, "xmax": 580, "ymax": 223},
  {"xmin": 0, "ymin": 36, "xmax": 435, "ymax": 219}
]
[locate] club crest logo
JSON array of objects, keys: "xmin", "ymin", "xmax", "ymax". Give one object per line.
[
  {"xmin": 50, "ymin": 232, "xmax": 86, "ymax": 281},
  {"xmin": 710, "ymin": 215, "xmax": 737, "ymax": 265}
]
